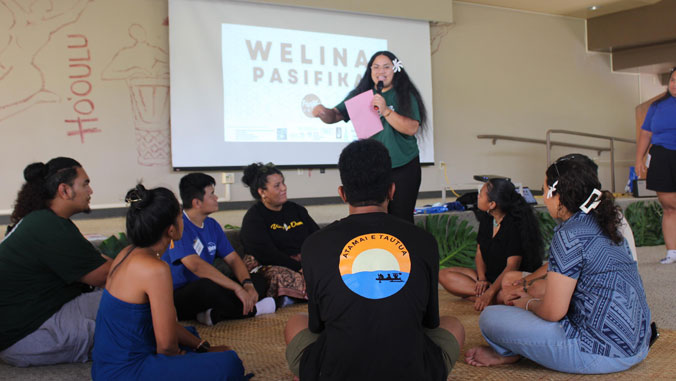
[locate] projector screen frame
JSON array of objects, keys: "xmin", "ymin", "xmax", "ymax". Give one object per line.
[{"xmin": 169, "ymin": 0, "xmax": 435, "ymax": 170}]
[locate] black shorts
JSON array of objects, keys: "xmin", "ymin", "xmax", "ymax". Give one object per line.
[{"xmin": 647, "ymin": 145, "xmax": 676, "ymax": 192}]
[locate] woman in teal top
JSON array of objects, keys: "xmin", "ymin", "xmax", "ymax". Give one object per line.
[{"xmin": 313, "ymin": 51, "xmax": 427, "ymax": 223}]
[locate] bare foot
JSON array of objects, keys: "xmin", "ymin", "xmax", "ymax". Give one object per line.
[{"xmin": 464, "ymin": 346, "xmax": 520, "ymax": 367}]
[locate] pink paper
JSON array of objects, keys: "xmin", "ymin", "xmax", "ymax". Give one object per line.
[{"xmin": 345, "ymin": 90, "xmax": 383, "ymax": 139}]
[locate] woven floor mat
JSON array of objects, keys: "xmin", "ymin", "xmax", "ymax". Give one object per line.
[{"xmin": 190, "ymin": 292, "xmax": 675, "ymax": 381}]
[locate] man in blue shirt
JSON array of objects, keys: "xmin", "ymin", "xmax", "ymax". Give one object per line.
[{"xmin": 162, "ymin": 173, "xmax": 274, "ymax": 325}]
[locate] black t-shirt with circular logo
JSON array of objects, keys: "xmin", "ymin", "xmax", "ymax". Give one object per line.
[{"xmin": 300, "ymin": 212, "xmax": 446, "ymax": 380}]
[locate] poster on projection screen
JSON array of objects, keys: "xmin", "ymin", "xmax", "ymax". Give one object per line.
[{"xmin": 169, "ymin": 0, "xmax": 434, "ymax": 168}]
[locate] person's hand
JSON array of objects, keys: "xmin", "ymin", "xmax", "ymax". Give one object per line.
[
  {"xmin": 474, "ymin": 289, "xmax": 495, "ymax": 311},
  {"xmin": 312, "ymin": 104, "xmax": 329, "ymax": 118},
  {"xmin": 474, "ymin": 289, "xmax": 494, "ymax": 311},
  {"xmin": 635, "ymin": 158, "xmax": 648, "ymax": 179},
  {"xmin": 234, "ymin": 286, "xmax": 257, "ymax": 315},
  {"xmin": 208, "ymin": 345, "xmax": 233, "ymax": 352},
  {"xmin": 244, "ymin": 282, "xmax": 259, "ymax": 303},
  {"xmin": 371, "ymin": 94, "xmax": 387, "ymax": 114},
  {"xmin": 474, "ymin": 279, "xmax": 489, "ymax": 296},
  {"xmin": 312, "ymin": 104, "xmax": 338, "ymax": 124},
  {"xmin": 505, "ymin": 289, "xmax": 531, "ymax": 310},
  {"xmin": 502, "ymin": 278, "xmax": 525, "ymax": 302},
  {"xmin": 290, "ymin": 253, "xmax": 301, "ymax": 262}
]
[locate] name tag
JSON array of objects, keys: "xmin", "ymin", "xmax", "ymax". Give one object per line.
[{"xmin": 193, "ymin": 238, "xmax": 204, "ymax": 255}]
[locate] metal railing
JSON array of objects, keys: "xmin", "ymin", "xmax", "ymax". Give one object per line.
[
  {"xmin": 546, "ymin": 130, "xmax": 635, "ymax": 192},
  {"xmin": 477, "ymin": 130, "xmax": 636, "ymax": 192},
  {"xmin": 477, "ymin": 135, "xmax": 610, "ymax": 154}
]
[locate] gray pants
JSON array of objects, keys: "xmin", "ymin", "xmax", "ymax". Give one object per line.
[{"xmin": 0, "ymin": 290, "xmax": 102, "ymax": 367}]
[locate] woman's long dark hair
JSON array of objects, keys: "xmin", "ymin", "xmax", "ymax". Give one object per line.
[
  {"xmin": 653, "ymin": 67, "xmax": 676, "ymax": 104},
  {"xmin": 348, "ymin": 51, "xmax": 427, "ymax": 131},
  {"xmin": 546, "ymin": 157, "xmax": 623, "ymax": 244},
  {"xmin": 486, "ymin": 179, "xmax": 544, "ymax": 272}
]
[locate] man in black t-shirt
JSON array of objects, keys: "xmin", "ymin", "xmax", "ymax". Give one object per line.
[{"xmin": 284, "ymin": 140, "xmax": 464, "ymax": 380}]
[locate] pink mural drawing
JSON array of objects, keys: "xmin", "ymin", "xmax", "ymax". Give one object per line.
[
  {"xmin": 102, "ymin": 23, "xmax": 170, "ymax": 167},
  {"xmin": 0, "ymin": 0, "xmax": 91, "ymax": 122}
]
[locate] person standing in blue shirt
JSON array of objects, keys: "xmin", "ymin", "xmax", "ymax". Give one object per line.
[
  {"xmin": 636, "ymin": 67, "xmax": 676, "ymax": 264},
  {"xmin": 162, "ymin": 173, "xmax": 275, "ymax": 326}
]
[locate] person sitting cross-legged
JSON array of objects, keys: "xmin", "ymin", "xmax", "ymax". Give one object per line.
[
  {"xmin": 500, "ymin": 154, "xmax": 638, "ymax": 304},
  {"xmin": 284, "ymin": 140, "xmax": 465, "ymax": 380},
  {"xmin": 240, "ymin": 162, "xmax": 320, "ymax": 306},
  {"xmin": 92, "ymin": 185, "xmax": 247, "ymax": 380},
  {"xmin": 161, "ymin": 173, "xmax": 275, "ymax": 326},
  {"xmin": 0, "ymin": 157, "xmax": 111, "ymax": 367},
  {"xmin": 439, "ymin": 178, "xmax": 543, "ymax": 311},
  {"xmin": 465, "ymin": 155, "xmax": 652, "ymax": 374}
]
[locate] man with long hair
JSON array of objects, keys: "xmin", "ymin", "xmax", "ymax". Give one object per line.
[{"xmin": 0, "ymin": 157, "xmax": 111, "ymax": 366}]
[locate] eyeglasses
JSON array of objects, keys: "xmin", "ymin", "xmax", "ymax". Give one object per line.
[
  {"xmin": 551, "ymin": 154, "xmax": 584, "ymax": 179},
  {"xmin": 370, "ymin": 64, "xmax": 393, "ymax": 72}
]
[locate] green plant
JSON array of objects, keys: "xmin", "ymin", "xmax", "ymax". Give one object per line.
[
  {"xmin": 536, "ymin": 210, "xmax": 557, "ymax": 257},
  {"xmin": 98, "ymin": 233, "xmax": 129, "ymax": 258},
  {"xmin": 417, "ymin": 214, "xmax": 477, "ymax": 268},
  {"xmin": 624, "ymin": 201, "xmax": 664, "ymax": 247}
]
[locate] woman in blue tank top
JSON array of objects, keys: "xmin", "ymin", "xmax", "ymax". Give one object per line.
[{"xmin": 92, "ymin": 184, "xmax": 247, "ymax": 380}]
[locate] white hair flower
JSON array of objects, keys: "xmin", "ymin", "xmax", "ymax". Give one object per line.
[{"xmin": 392, "ymin": 58, "xmax": 403, "ymax": 73}]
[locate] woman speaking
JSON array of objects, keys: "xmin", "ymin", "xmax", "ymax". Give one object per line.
[{"xmin": 312, "ymin": 51, "xmax": 426, "ymax": 223}]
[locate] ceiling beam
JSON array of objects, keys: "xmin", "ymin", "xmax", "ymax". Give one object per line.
[
  {"xmin": 587, "ymin": 0, "xmax": 676, "ymax": 52},
  {"xmin": 612, "ymin": 41, "xmax": 676, "ymax": 73}
]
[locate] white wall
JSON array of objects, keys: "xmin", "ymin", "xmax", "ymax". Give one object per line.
[
  {"xmin": 429, "ymin": 2, "xmax": 662, "ymax": 193},
  {"xmin": 0, "ymin": 0, "xmax": 664, "ymax": 215}
]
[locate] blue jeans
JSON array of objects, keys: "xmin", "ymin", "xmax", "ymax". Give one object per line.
[{"xmin": 479, "ymin": 305, "xmax": 650, "ymax": 374}]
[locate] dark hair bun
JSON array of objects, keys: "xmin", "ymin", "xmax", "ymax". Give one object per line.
[
  {"xmin": 125, "ymin": 184, "xmax": 152, "ymax": 209},
  {"xmin": 241, "ymin": 162, "xmax": 264, "ymax": 187},
  {"xmin": 23, "ymin": 162, "xmax": 47, "ymax": 182}
]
